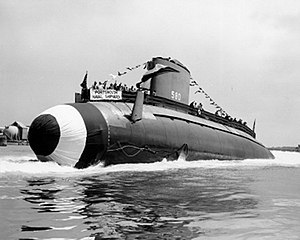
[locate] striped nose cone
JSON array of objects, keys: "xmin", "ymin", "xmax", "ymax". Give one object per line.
[
  {"xmin": 28, "ymin": 114, "xmax": 61, "ymax": 156},
  {"xmin": 28, "ymin": 104, "xmax": 108, "ymax": 168}
]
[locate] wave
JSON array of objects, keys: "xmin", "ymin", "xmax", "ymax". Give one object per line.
[{"xmin": 0, "ymin": 150, "xmax": 299, "ymax": 177}]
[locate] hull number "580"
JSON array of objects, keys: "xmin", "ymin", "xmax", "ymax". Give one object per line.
[{"xmin": 171, "ymin": 91, "xmax": 181, "ymax": 101}]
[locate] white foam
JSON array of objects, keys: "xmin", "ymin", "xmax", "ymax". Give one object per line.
[{"xmin": 0, "ymin": 150, "xmax": 299, "ymax": 177}]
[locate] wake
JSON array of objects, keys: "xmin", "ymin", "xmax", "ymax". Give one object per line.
[{"xmin": 0, "ymin": 150, "xmax": 299, "ymax": 177}]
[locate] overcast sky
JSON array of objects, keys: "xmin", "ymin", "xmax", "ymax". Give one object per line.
[{"xmin": 1, "ymin": 0, "xmax": 299, "ymax": 147}]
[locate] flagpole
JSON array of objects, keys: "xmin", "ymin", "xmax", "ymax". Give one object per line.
[{"xmin": 252, "ymin": 119, "xmax": 256, "ymax": 132}]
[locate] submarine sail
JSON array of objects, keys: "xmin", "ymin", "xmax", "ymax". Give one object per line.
[{"xmin": 28, "ymin": 57, "xmax": 274, "ymax": 168}]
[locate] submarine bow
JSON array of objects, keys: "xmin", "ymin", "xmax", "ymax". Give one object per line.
[{"xmin": 28, "ymin": 103, "xmax": 108, "ymax": 168}]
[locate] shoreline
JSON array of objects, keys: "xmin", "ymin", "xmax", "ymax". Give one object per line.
[{"xmin": 269, "ymin": 146, "xmax": 300, "ymax": 153}]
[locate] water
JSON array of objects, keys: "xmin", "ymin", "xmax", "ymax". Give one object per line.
[{"xmin": 1, "ymin": 146, "xmax": 300, "ymax": 240}]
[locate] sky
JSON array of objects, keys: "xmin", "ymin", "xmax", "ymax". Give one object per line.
[{"xmin": 1, "ymin": 0, "xmax": 299, "ymax": 147}]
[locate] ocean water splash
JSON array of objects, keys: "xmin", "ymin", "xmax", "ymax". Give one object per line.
[{"xmin": 0, "ymin": 147, "xmax": 299, "ymax": 177}]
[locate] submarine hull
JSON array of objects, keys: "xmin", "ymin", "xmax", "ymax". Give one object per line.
[
  {"xmin": 28, "ymin": 101, "xmax": 273, "ymax": 168},
  {"xmin": 92, "ymin": 102, "xmax": 273, "ymax": 165}
]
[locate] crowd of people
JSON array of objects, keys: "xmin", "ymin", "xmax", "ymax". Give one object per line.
[
  {"xmin": 81, "ymin": 80, "xmax": 138, "ymax": 100},
  {"xmin": 189, "ymin": 101, "xmax": 247, "ymax": 126},
  {"xmin": 215, "ymin": 109, "xmax": 248, "ymax": 126},
  {"xmin": 90, "ymin": 81, "xmax": 137, "ymax": 92}
]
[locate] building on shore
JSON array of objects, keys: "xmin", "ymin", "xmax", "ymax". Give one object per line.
[{"xmin": 1, "ymin": 121, "xmax": 29, "ymax": 145}]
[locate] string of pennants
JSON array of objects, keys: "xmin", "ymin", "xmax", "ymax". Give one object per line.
[
  {"xmin": 104, "ymin": 61, "xmax": 229, "ymax": 117},
  {"xmin": 108, "ymin": 63, "xmax": 146, "ymax": 80},
  {"xmin": 190, "ymin": 78, "xmax": 229, "ymax": 116}
]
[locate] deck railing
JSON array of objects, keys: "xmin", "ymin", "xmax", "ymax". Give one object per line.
[{"xmin": 76, "ymin": 91, "xmax": 256, "ymax": 138}]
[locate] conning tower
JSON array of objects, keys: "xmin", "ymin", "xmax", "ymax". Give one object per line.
[{"xmin": 142, "ymin": 57, "xmax": 191, "ymax": 105}]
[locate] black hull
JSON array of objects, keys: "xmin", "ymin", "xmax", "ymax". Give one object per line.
[{"xmin": 85, "ymin": 101, "xmax": 273, "ymax": 166}]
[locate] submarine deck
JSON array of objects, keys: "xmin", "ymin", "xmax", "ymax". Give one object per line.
[{"xmin": 76, "ymin": 91, "xmax": 256, "ymax": 139}]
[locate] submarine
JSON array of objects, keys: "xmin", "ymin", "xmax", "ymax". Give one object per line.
[{"xmin": 28, "ymin": 57, "xmax": 274, "ymax": 168}]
